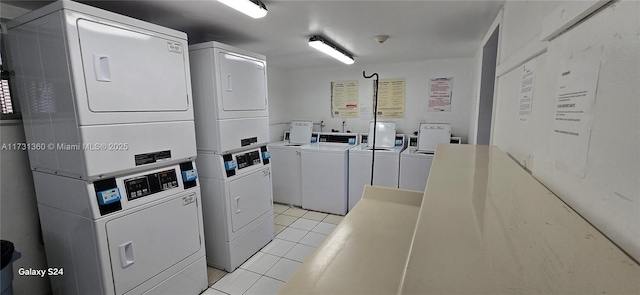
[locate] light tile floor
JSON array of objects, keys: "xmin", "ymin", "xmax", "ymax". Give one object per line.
[{"xmin": 203, "ymin": 203, "xmax": 343, "ymax": 295}]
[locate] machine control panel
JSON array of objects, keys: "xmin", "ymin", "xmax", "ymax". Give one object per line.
[
  {"xmin": 317, "ymin": 133, "xmax": 358, "ymax": 145},
  {"xmin": 284, "ymin": 131, "xmax": 318, "ymax": 143},
  {"xmin": 224, "ymin": 146, "xmax": 270, "ymax": 177},
  {"xmin": 360, "ymin": 134, "xmax": 405, "ymax": 147},
  {"xmin": 236, "ymin": 150, "xmax": 262, "ymax": 170},
  {"xmin": 124, "ymin": 169, "xmax": 178, "ymax": 201}
]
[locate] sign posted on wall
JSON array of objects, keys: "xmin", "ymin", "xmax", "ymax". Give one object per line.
[
  {"xmin": 374, "ymin": 78, "xmax": 406, "ymax": 118},
  {"xmin": 519, "ymin": 60, "xmax": 536, "ymax": 122},
  {"xmin": 428, "ymin": 77, "xmax": 453, "ymax": 112},
  {"xmin": 549, "ymin": 44, "xmax": 602, "ymax": 177},
  {"xmin": 331, "ymin": 80, "xmax": 359, "ymax": 118}
]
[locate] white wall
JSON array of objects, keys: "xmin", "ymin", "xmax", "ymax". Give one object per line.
[
  {"xmin": 269, "ymin": 58, "xmax": 475, "ymax": 142},
  {"xmin": 0, "ymin": 120, "xmax": 51, "ymax": 295},
  {"xmin": 491, "ymin": 0, "xmax": 640, "ymax": 261},
  {"xmin": 267, "ymin": 66, "xmax": 291, "ymax": 142},
  {"xmin": 498, "ymin": 1, "xmax": 558, "ymax": 64}
]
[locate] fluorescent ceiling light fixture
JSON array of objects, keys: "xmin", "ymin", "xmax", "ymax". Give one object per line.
[
  {"xmin": 218, "ymin": 0, "xmax": 268, "ymax": 19},
  {"xmin": 308, "ymin": 35, "xmax": 354, "ymax": 65}
]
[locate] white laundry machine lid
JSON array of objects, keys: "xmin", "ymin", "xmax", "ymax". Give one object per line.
[
  {"xmin": 367, "ymin": 121, "xmax": 396, "ymax": 149},
  {"xmin": 417, "ymin": 123, "xmax": 451, "ymax": 153},
  {"xmin": 289, "ymin": 120, "xmax": 313, "ymax": 144}
]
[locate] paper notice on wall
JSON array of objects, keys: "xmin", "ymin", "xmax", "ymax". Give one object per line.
[
  {"xmin": 374, "ymin": 78, "xmax": 405, "ymax": 118},
  {"xmin": 550, "ymin": 44, "xmax": 603, "ymax": 178},
  {"xmin": 519, "ymin": 61, "xmax": 536, "ymax": 122},
  {"xmin": 428, "ymin": 77, "xmax": 453, "ymax": 112},
  {"xmin": 331, "ymin": 80, "xmax": 359, "ymax": 118}
]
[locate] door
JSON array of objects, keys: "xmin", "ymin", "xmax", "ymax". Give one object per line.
[
  {"xmin": 228, "ymin": 167, "xmax": 272, "ymax": 233},
  {"xmin": 218, "ymin": 52, "xmax": 267, "ymax": 112},
  {"xmin": 106, "ymin": 193, "xmax": 201, "ymax": 294},
  {"xmin": 270, "ymin": 148, "xmax": 302, "ymax": 206},
  {"xmin": 477, "ymin": 26, "xmax": 499, "ymax": 145},
  {"xmin": 78, "ymin": 19, "xmax": 189, "ymax": 113}
]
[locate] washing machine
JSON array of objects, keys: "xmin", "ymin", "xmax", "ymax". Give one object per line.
[
  {"xmin": 197, "ymin": 146, "xmax": 274, "ymax": 271},
  {"xmin": 34, "ymin": 161, "xmax": 207, "ymax": 295},
  {"xmin": 190, "ymin": 42, "xmax": 270, "ymax": 154},
  {"xmin": 7, "ymin": 1, "xmax": 197, "ymax": 180},
  {"xmin": 399, "ymin": 124, "xmax": 452, "ymax": 191},
  {"xmin": 416, "ymin": 123, "xmax": 452, "ymax": 153},
  {"xmin": 399, "ymin": 136, "xmax": 434, "ymax": 192},
  {"xmin": 348, "ymin": 122, "xmax": 406, "ymax": 211},
  {"xmin": 300, "ymin": 133, "xmax": 359, "ymax": 215},
  {"xmin": 268, "ymin": 121, "xmax": 317, "ymax": 206}
]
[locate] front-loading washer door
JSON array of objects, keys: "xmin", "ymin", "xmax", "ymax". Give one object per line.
[
  {"xmin": 228, "ymin": 167, "xmax": 272, "ymax": 233},
  {"xmin": 106, "ymin": 193, "xmax": 201, "ymax": 294}
]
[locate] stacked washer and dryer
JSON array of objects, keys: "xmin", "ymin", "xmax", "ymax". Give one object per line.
[
  {"xmin": 7, "ymin": 2, "xmax": 207, "ymax": 294},
  {"xmin": 189, "ymin": 42, "xmax": 274, "ymax": 272},
  {"xmin": 348, "ymin": 122, "xmax": 406, "ymax": 211}
]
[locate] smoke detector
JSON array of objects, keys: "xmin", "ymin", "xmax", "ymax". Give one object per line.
[{"xmin": 374, "ymin": 35, "xmax": 390, "ymax": 44}]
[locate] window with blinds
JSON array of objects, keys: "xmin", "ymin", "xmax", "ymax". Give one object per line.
[{"xmin": 1, "ymin": 78, "xmax": 13, "ymax": 114}]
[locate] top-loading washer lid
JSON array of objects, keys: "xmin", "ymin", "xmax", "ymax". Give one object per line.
[
  {"xmin": 367, "ymin": 121, "xmax": 396, "ymax": 149},
  {"xmin": 417, "ymin": 123, "xmax": 451, "ymax": 152},
  {"xmin": 289, "ymin": 120, "xmax": 313, "ymax": 144}
]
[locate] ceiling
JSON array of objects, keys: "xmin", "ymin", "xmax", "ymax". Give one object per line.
[{"xmin": 3, "ymin": 0, "xmax": 504, "ymax": 70}]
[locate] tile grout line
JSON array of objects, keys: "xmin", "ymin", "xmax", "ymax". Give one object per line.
[{"xmin": 209, "ymin": 204, "xmax": 343, "ymax": 294}]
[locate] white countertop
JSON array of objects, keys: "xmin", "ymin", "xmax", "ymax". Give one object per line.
[
  {"xmin": 401, "ymin": 144, "xmax": 640, "ymax": 294},
  {"xmin": 279, "ymin": 144, "xmax": 640, "ymax": 294}
]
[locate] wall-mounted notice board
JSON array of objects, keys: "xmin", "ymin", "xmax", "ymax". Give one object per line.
[
  {"xmin": 331, "ymin": 80, "xmax": 359, "ymax": 118},
  {"xmin": 428, "ymin": 77, "xmax": 453, "ymax": 112},
  {"xmin": 374, "ymin": 78, "xmax": 405, "ymax": 118}
]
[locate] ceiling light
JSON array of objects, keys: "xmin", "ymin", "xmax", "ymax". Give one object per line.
[
  {"xmin": 308, "ymin": 35, "xmax": 354, "ymax": 65},
  {"xmin": 218, "ymin": 0, "xmax": 268, "ymax": 19}
]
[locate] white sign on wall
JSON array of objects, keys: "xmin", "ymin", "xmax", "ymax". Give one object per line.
[
  {"xmin": 428, "ymin": 77, "xmax": 453, "ymax": 112},
  {"xmin": 549, "ymin": 44, "xmax": 602, "ymax": 177},
  {"xmin": 518, "ymin": 60, "xmax": 536, "ymax": 122},
  {"xmin": 374, "ymin": 78, "xmax": 406, "ymax": 118},
  {"xmin": 331, "ymin": 80, "xmax": 359, "ymax": 118}
]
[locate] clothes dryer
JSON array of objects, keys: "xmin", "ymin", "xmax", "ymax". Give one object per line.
[
  {"xmin": 7, "ymin": 1, "xmax": 197, "ymax": 180},
  {"xmin": 34, "ymin": 162, "xmax": 206, "ymax": 295},
  {"xmin": 190, "ymin": 42, "xmax": 269, "ymax": 154},
  {"xmin": 197, "ymin": 146, "xmax": 274, "ymax": 271}
]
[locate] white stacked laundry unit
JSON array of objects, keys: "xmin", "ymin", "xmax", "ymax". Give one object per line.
[
  {"xmin": 189, "ymin": 42, "xmax": 274, "ymax": 271},
  {"xmin": 6, "ymin": 1, "xmax": 207, "ymax": 294}
]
